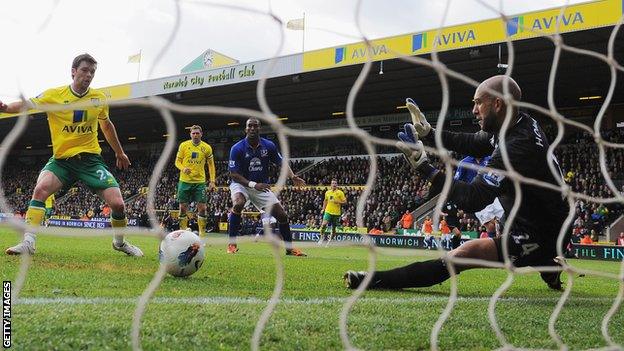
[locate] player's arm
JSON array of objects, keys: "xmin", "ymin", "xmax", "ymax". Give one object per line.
[
  {"xmin": 230, "ymin": 171, "xmax": 270, "ymax": 192},
  {"xmin": 206, "ymin": 146, "xmax": 216, "ymax": 190},
  {"xmin": 397, "ymin": 123, "xmax": 500, "ymax": 212},
  {"xmin": 285, "ymin": 164, "xmax": 305, "ymax": 187},
  {"xmin": 337, "ymin": 191, "xmax": 347, "ymax": 204},
  {"xmin": 404, "ymin": 98, "xmax": 493, "ymax": 157},
  {"xmin": 0, "ymin": 100, "xmax": 32, "ymax": 114},
  {"xmin": 98, "ymin": 118, "xmax": 130, "ymax": 170},
  {"xmin": 321, "ymin": 192, "xmax": 329, "ymax": 214},
  {"xmin": 174, "ymin": 144, "xmax": 191, "ymax": 175},
  {"xmin": 431, "ymin": 130, "xmax": 494, "ymax": 158},
  {"xmin": 270, "ymin": 144, "xmax": 305, "ymax": 186}
]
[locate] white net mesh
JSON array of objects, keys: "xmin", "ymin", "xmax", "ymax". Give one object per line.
[{"xmin": 1, "ymin": 0, "xmax": 623, "ymax": 350}]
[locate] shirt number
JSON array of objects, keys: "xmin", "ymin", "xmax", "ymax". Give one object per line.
[{"xmin": 96, "ymin": 169, "xmax": 112, "ymax": 181}]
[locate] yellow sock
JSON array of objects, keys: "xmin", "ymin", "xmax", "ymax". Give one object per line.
[
  {"xmin": 25, "ymin": 205, "xmax": 45, "ymax": 227},
  {"xmin": 198, "ymin": 215, "xmax": 207, "ymax": 237},
  {"xmin": 179, "ymin": 215, "xmax": 188, "ymax": 230},
  {"xmin": 111, "ymin": 216, "xmax": 128, "ymax": 245}
]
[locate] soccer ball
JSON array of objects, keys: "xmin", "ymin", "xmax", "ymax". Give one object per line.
[{"xmin": 159, "ymin": 230, "xmax": 205, "ymax": 277}]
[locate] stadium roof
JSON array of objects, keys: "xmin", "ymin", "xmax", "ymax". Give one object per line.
[{"xmin": 2, "ymin": 0, "xmax": 623, "ymax": 151}]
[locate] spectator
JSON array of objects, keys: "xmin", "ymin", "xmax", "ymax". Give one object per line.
[
  {"xmin": 400, "ymin": 210, "xmax": 413, "ymax": 230},
  {"xmin": 421, "ymin": 216, "xmax": 433, "ymax": 236},
  {"xmin": 616, "ymin": 232, "xmax": 624, "ymax": 246},
  {"xmin": 580, "ymin": 234, "xmax": 593, "ymax": 245}
]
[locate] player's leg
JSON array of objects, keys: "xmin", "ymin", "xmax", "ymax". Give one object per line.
[
  {"xmin": 6, "ymin": 169, "xmax": 64, "ymax": 255},
  {"xmin": 178, "ymin": 202, "xmax": 189, "ymax": 230},
  {"xmin": 327, "ymin": 215, "xmax": 338, "ymax": 245},
  {"xmin": 80, "ymin": 154, "xmax": 142, "ymax": 256},
  {"xmin": 318, "ymin": 213, "xmax": 330, "ymax": 245},
  {"xmin": 268, "ymin": 202, "xmax": 307, "ymax": 257},
  {"xmin": 344, "ymin": 237, "xmax": 499, "ymax": 289},
  {"xmin": 192, "ymin": 183, "xmax": 208, "ymax": 237},
  {"xmin": 197, "ymin": 202, "xmax": 207, "ymax": 237},
  {"xmin": 177, "ymin": 181, "xmax": 191, "ymax": 230},
  {"xmin": 227, "ymin": 183, "xmax": 247, "ymax": 253},
  {"xmin": 98, "ymin": 187, "xmax": 142, "ymax": 257}
]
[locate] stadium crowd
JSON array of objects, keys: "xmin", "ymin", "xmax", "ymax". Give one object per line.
[{"xmin": 2, "ymin": 125, "xmax": 623, "ymax": 240}]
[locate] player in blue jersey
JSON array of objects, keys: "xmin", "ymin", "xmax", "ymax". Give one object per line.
[{"xmin": 227, "ymin": 118, "xmax": 307, "ymax": 256}]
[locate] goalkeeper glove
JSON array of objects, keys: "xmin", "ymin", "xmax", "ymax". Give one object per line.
[
  {"xmin": 397, "ymin": 123, "xmax": 438, "ymax": 180},
  {"xmin": 405, "ymin": 98, "xmax": 431, "ymax": 138}
]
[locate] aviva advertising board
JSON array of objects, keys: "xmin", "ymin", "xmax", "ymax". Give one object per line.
[{"xmin": 302, "ymin": 0, "xmax": 622, "ymax": 71}]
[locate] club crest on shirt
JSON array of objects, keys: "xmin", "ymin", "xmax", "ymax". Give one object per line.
[
  {"xmin": 260, "ymin": 148, "xmax": 268, "ymax": 157},
  {"xmin": 91, "ymin": 98, "xmax": 100, "ymax": 107},
  {"xmin": 482, "ymin": 171, "xmax": 505, "ymax": 187}
]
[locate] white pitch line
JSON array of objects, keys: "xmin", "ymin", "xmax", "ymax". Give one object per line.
[{"xmin": 14, "ymin": 295, "xmax": 617, "ymax": 306}]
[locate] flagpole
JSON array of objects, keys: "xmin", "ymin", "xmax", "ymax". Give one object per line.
[
  {"xmin": 302, "ymin": 12, "xmax": 306, "ymax": 53},
  {"xmin": 136, "ymin": 49, "xmax": 142, "ymax": 81}
]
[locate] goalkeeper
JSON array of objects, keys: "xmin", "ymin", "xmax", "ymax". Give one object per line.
[{"xmin": 344, "ymin": 75, "xmax": 569, "ymax": 290}]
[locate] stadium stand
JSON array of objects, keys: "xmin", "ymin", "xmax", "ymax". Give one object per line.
[{"xmin": 3, "ymin": 123, "xmax": 622, "ymax": 238}]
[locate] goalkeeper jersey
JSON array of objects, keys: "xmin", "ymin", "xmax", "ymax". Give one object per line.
[
  {"xmin": 30, "ymin": 85, "xmax": 108, "ymax": 159},
  {"xmin": 425, "ymin": 112, "xmax": 569, "ymax": 238},
  {"xmin": 176, "ymin": 140, "xmax": 216, "ymax": 183}
]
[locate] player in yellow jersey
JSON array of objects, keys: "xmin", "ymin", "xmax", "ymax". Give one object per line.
[
  {"xmin": 0, "ymin": 53, "xmax": 143, "ymax": 256},
  {"xmin": 318, "ymin": 179, "xmax": 347, "ymax": 246},
  {"xmin": 174, "ymin": 125, "xmax": 216, "ymax": 237}
]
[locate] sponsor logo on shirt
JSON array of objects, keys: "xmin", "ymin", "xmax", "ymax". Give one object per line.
[{"xmin": 248, "ymin": 157, "xmax": 263, "ymax": 172}]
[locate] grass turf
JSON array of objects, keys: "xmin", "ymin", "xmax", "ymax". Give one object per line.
[{"xmin": 1, "ymin": 229, "xmax": 622, "ymax": 350}]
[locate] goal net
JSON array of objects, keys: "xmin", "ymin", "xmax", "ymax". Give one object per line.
[{"xmin": 1, "ymin": 0, "xmax": 623, "ymax": 350}]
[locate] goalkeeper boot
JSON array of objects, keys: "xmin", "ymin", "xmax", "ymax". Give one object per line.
[
  {"xmin": 285, "ymin": 248, "xmax": 307, "ymax": 257},
  {"xmin": 5, "ymin": 241, "xmax": 36, "ymax": 256},
  {"xmin": 226, "ymin": 243, "xmax": 239, "ymax": 254},
  {"xmin": 112, "ymin": 241, "xmax": 144, "ymax": 257}
]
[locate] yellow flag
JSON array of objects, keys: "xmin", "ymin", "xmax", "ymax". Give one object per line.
[{"xmin": 128, "ymin": 52, "xmax": 141, "ymax": 63}]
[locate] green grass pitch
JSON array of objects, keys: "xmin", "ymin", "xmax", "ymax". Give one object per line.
[{"xmin": 1, "ymin": 229, "xmax": 622, "ymax": 350}]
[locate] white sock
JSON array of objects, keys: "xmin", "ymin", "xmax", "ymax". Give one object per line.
[
  {"xmin": 113, "ymin": 235, "xmax": 124, "ymax": 246},
  {"xmin": 24, "ymin": 232, "xmax": 36, "ymax": 245}
]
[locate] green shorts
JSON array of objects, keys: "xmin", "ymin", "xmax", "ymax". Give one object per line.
[
  {"xmin": 177, "ymin": 181, "xmax": 207, "ymax": 204},
  {"xmin": 42, "ymin": 153, "xmax": 119, "ymax": 191},
  {"xmin": 323, "ymin": 212, "xmax": 341, "ymax": 227}
]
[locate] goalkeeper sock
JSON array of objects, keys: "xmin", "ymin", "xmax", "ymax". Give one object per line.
[
  {"xmin": 179, "ymin": 213, "xmax": 188, "ymax": 230},
  {"xmin": 111, "ymin": 212, "xmax": 128, "ymax": 246},
  {"xmin": 24, "ymin": 200, "xmax": 46, "ymax": 244},
  {"xmin": 278, "ymin": 222, "xmax": 293, "ymax": 249},
  {"xmin": 228, "ymin": 212, "xmax": 241, "ymax": 244},
  {"xmin": 370, "ymin": 258, "xmax": 451, "ymax": 289},
  {"xmin": 197, "ymin": 215, "xmax": 207, "ymax": 237}
]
